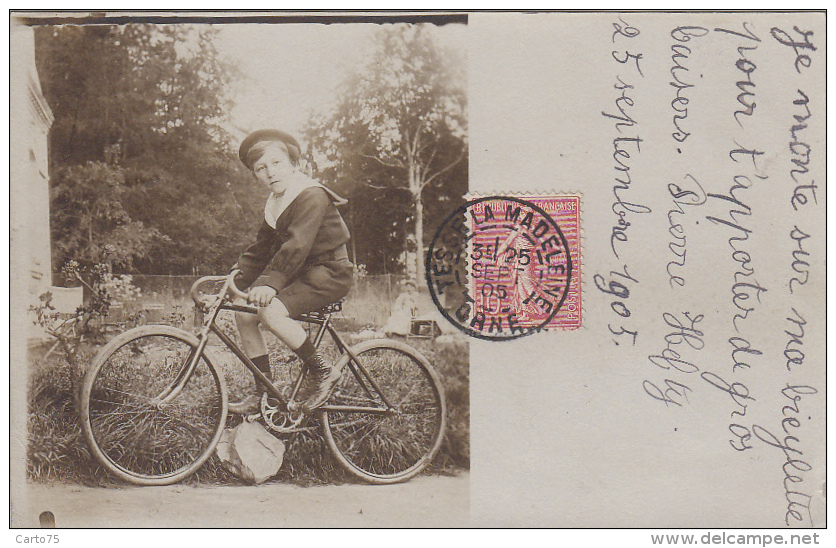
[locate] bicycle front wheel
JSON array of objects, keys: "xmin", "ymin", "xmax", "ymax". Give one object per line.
[
  {"xmin": 321, "ymin": 339, "xmax": 446, "ymax": 484},
  {"xmin": 80, "ymin": 325, "xmax": 227, "ymax": 485}
]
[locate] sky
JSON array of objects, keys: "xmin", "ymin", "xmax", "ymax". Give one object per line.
[
  {"xmin": 214, "ymin": 22, "xmax": 468, "ymax": 149},
  {"xmin": 217, "ymin": 23, "xmax": 377, "ymax": 146}
]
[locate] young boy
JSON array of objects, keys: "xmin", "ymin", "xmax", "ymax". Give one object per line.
[{"xmin": 231, "ymin": 129, "xmax": 353, "ymax": 413}]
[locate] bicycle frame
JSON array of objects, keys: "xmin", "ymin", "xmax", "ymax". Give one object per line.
[{"xmin": 159, "ymin": 275, "xmax": 394, "ymax": 415}]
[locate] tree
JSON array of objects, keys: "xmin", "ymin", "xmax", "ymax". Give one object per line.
[
  {"xmin": 305, "ymin": 24, "xmax": 468, "ymax": 279},
  {"xmin": 36, "ymin": 23, "xmax": 262, "ymax": 276},
  {"xmin": 36, "ymin": 24, "xmax": 233, "ymax": 167},
  {"xmin": 50, "ymin": 161, "xmax": 168, "ymax": 270}
]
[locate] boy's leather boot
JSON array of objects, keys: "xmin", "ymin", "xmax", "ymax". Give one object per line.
[
  {"xmin": 228, "ymin": 354, "xmax": 270, "ymax": 414},
  {"xmin": 301, "ymin": 352, "xmax": 342, "ymax": 412}
]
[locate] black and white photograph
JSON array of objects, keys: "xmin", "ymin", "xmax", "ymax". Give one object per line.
[{"xmin": 11, "ymin": 12, "xmax": 469, "ymax": 528}]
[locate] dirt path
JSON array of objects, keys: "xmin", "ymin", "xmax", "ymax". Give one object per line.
[{"xmin": 13, "ymin": 473, "xmax": 470, "ymax": 528}]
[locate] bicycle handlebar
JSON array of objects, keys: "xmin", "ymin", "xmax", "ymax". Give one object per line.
[
  {"xmin": 190, "ymin": 270, "xmax": 248, "ymax": 308},
  {"xmin": 226, "ymin": 270, "xmax": 249, "ymax": 300}
]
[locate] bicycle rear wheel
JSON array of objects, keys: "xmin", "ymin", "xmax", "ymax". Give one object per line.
[
  {"xmin": 321, "ymin": 339, "xmax": 446, "ymax": 484},
  {"xmin": 80, "ymin": 325, "xmax": 227, "ymax": 485}
]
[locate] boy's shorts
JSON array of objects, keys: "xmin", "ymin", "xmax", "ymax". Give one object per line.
[{"xmin": 273, "ymin": 258, "xmax": 353, "ymax": 319}]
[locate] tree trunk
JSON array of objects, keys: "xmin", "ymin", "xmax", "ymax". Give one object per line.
[
  {"xmin": 349, "ymin": 199, "xmax": 358, "ymax": 266},
  {"xmin": 415, "ymin": 192, "xmax": 424, "ymax": 283},
  {"xmin": 407, "ymin": 155, "xmax": 425, "ymax": 284}
]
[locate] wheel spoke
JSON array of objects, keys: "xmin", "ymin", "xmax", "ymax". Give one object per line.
[
  {"xmin": 322, "ymin": 342, "xmax": 445, "ymax": 483},
  {"xmin": 91, "ymin": 386, "xmax": 155, "ymax": 403},
  {"xmin": 82, "ymin": 330, "xmax": 225, "ymax": 484}
]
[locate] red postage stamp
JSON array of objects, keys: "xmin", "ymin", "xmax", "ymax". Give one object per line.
[
  {"xmin": 426, "ymin": 194, "xmax": 582, "ymax": 340},
  {"xmin": 466, "ymin": 195, "xmax": 582, "ymax": 334}
]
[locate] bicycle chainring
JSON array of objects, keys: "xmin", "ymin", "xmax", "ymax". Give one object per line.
[{"xmin": 259, "ymin": 393, "xmax": 310, "ymax": 434}]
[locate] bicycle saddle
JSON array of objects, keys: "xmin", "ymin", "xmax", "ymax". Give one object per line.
[{"xmin": 303, "ymin": 299, "xmax": 344, "ymax": 320}]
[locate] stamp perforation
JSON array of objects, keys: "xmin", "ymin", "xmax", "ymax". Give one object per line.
[
  {"xmin": 466, "ymin": 191, "xmax": 586, "ymax": 332},
  {"xmin": 427, "ymin": 193, "xmax": 582, "ymax": 340}
]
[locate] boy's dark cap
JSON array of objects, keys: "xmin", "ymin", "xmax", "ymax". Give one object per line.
[{"xmin": 239, "ymin": 129, "xmax": 301, "ymax": 168}]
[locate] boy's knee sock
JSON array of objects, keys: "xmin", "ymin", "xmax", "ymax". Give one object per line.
[
  {"xmin": 294, "ymin": 339, "xmax": 316, "ymax": 363},
  {"xmin": 250, "ymin": 354, "xmax": 271, "ymax": 390}
]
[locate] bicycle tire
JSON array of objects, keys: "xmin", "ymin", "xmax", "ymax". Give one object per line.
[
  {"xmin": 80, "ymin": 325, "xmax": 228, "ymax": 485},
  {"xmin": 320, "ymin": 339, "xmax": 446, "ymax": 484}
]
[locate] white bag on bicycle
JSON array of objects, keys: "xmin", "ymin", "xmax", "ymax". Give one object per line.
[{"xmin": 216, "ymin": 422, "xmax": 285, "ymax": 484}]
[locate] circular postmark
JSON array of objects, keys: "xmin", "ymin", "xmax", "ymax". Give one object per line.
[{"xmin": 426, "ymin": 196, "xmax": 572, "ymax": 341}]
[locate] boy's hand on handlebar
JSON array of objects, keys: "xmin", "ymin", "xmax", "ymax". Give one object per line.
[{"xmin": 248, "ymin": 286, "xmax": 278, "ymax": 307}]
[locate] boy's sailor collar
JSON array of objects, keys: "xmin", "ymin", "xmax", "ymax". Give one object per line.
[{"xmin": 264, "ymin": 171, "xmax": 346, "ymax": 229}]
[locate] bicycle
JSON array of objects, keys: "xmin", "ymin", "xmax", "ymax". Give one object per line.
[{"xmin": 79, "ymin": 271, "xmax": 447, "ymax": 486}]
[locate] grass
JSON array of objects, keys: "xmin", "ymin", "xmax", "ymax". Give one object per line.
[
  {"xmin": 25, "ymin": 296, "xmax": 469, "ymax": 487},
  {"xmin": 27, "ymin": 344, "xmax": 103, "ymax": 485}
]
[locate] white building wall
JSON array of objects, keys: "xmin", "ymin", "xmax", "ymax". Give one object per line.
[
  {"xmin": 10, "ymin": 19, "xmax": 57, "ymax": 516},
  {"xmin": 11, "ymin": 23, "xmax": 54, "ymax": 309}
]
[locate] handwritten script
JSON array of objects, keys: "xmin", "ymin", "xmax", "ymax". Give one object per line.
[{"xmin": 595, "ymin": 15, "xmax": 824, "ymax": 527}]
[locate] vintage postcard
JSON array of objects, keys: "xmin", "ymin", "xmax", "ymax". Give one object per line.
[{"xmin": 9, "ymin": 11, "xmax": 826, "ymax": 533}]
